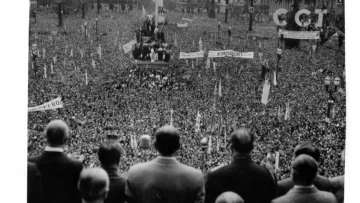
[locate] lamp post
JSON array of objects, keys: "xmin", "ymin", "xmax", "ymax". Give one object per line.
[
  {"xmin": 84, "ymin": 21, "xmax": 88, "ymax": 41},
  {"xmin": 56, "ymin": 0, "xmax": 63, "ymax": 27},
  {"xmin": 95, "ymin": 17, "xmax": 98, "ymax": 40},
  {"xmin": 324, "ymin": 76, "xmax": 341, "ymax": 119},
  {"xmin": 81, "ymin": 0, "xmax": 86, "ymax": 19},
  {"xmin": 200, "ymin": 137, "xmax": 208, "ymax": 172}
]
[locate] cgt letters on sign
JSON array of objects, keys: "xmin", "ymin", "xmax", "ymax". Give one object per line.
[{"xmin": 273, "ymin": 8, "xmax": 327, "ymax": 27}]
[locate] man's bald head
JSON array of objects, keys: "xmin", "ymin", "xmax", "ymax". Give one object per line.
[
  {"xmin": 154, "ymin": 125, "xmax": 180, "ymax": 156},
  {"xmin": 78, "ymin": 168, "xmax": 109, "ymax": 202},
  {"xmin": 215, "ymin": 192, "xmax": 244, "ymax": 203},
  {"xmin": 45, "ymin": 120, "xmax": 69, "ymax": 147},
  {"xmin": 230, "ymin": 128, "xmax": 255, "ymax": 154}
]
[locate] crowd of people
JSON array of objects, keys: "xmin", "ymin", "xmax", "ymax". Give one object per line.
[{"xmin": 28, "ymin": 5, "xmax": 345, "ymax": 193}]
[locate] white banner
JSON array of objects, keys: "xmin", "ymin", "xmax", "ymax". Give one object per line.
[
  {"xmin": 182, "ymin": 18, "xmax": 193, "ymax": 22},
  {"xmin": 278, "ymin": 29, "xmax": 320, "ymax": 40},
  {"xmin": 179, "ymin": 50, "xmax": 205, "ymax": 59},
  {"xmin": 28, "ymin": 97, "xmax": 63, "ymax": 112},
  {"xmin": 123, "ymin": 39, "xmax": 137, "ymax": 54},
  {"xmin": 208, "ymin": 50, "xmax": 254, "ymax": 59},
  {"xmin": 261, "ymin": 80, "xmax": 271, "ymax": 105},
  {"xmin": 177, "ymin": 22, "xmax": 188, "ymax": 28}
]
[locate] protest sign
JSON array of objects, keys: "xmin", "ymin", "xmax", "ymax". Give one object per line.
[
  {"xmin": 261, "ymin": 80, "xmax": 271, "ymax": 105},
  {"xmin": 208, "ymin": 50, "xmax": 254, "ymax": 59},
  {"xmin": 28, "ymin": 97, "xmax": 63, "ymax": 112},
  {"xmin": 179, "ymin": 50, "xmax": 205, "ymax": 59},
  {"xmin": 278, "ymin": 29, "xmax": 320, "ymax": 40},
  {"xmin": 123, "ymin": 39, "xmax": 137, "ymax": 54},
  {"xmin": 177, "ymin": 22, "xmax": 188, "ymax": 28}
]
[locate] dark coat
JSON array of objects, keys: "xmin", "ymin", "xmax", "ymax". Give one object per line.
[
  {"xmin": 28, "ymin": 151, "xmax": 83, "ymax": 203},
  {"xmin": 205, "ymin": 155, "xmax": 277, "ymax": 203},
  {"xmin": 277, "ymin": 175, "xmax": 333, "ymax": 197},
  {"xmin": 103, "ymin": 167, "xmax": 126, "ymax": 203},
  {"xmin": 28, "ymin": 162, "xmax": 44, "ymax": 203}
]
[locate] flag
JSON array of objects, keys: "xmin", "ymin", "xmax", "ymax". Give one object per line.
[
  {"xmin": 53, "ymin": 56, "xmax": 57, "ymax": 64},
  {"xmin": 216, "ymin": 137, "xmax": 220, "ymax": 152},
  {"xmin": 70, "ymin": 48, "xmax": 73, "ymax": 57},
  {"xmin": 261, "ymin": 80, "xmax": 271, "ymax": 105},
  {"xmin": 195, "ymin": 111, "xmax": 201, "ymax": 133},
  {"xmin": 92, "ymin": 59, "xmax": 96, "ymax": 68},
  {"xmin": 80, "ymin": 49, "xmax": 84, "ymax": 59},
  {"xmin": 199, "ymin": 38, "xmax": 203, "ymax": 51},
  {"xmin": 213, "ymin": 62, "xmax": 216, "ymax": 73},
  {"xmin": 50, "ymin": 63, "xmax": 54, "ymax": 74},
  {"xmin": 274, "ymin": 71, "xmax": 277, "ymax": 86},
  {"xmin": 98, "ymin": 44, "xmax": 102, "ymax": 59},
  {"xmin": 275, "ymin": 152, "xmax": 280, "ymax": 171},
  {"xmin": 170, "ymin": 109, "xmax": 174, "ymax": 126},
  {"xmin": 43, "ymin": 48, "xmax": 46, "ymax": 59},
  {"xmin": 133, "ymin": 135, "xmax": 138, "ymax": 148},
  {"xmin": 214, "ymin": 82, "xmax": 217, "ymax": 96},
  {"xmin": 218, "ymin": 79, "xmax": 222, "ymax": 97},
  {"xmin": 208, "ymin": 136, "xmax": 212, "ymax": 154},
  {"xmin": 191, "ymin": 60, "xmax": 194, "ymax": 69},
  {"xmin": 85, "ymin": 69, "xmax": 88, "ymax": 86},
  {"xmin": 142, "ymin": 6, "xmax": 146, "ymax": 19},
  {"xmin": 332, "ymin": 107, "xmax": 336, "ymax": 119},
  {"xmin": 130, "ymin": 134, "xmax": 134, "ymax": 149},
  {"xmin": 174, "ymin": 37, "xmax": 178, "ymax": 47},
  {"xmin": 278, "ymin": 105, "xmax": 281, "ymax": 118},
  {"xmin": 43, "ymin": 64, "xmax": 47, "ymax": 78},
  {"xmin": 231, "ymin": 115, "xmax": 237, "ymax": 131}
]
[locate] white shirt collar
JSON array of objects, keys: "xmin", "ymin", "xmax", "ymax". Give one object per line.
[
  {"xmin": 45, "ymin": 146, "xmax": 64, "ymax": 153},
  {"xmin": 294, "ymin": 185, "xmax": 315, "ymax": 189}
]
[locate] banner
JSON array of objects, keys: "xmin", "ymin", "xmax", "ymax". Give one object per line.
[
  {"xmin": 261, "ymin": 80, "xmax": 271, "ymax": 105},
  {"xmin": 28, "ymin": 97, "xmax": 63, "ymax": 112},
  {"xmin": 208, "ymin": 50, "xmax": 254, "ymax": 59},
  {"xmin": 123, "ymin": 39, "xmax": 137, "ymax": 54},
  {"xmin": 177, "ymin": 22, "xmax": 188, "ymax": 28},
  {"xmin": 278, "ymin": 29, "xmax": 320, "ymax": 40},
  {"xmin": 179, "ymin": 50, "xmax": 205, "ymax": 59}
]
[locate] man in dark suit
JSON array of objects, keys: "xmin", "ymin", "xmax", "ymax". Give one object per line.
[
  {"xmin": 125, "ymin": 125, "xmax": 205, "ymax": 203},
  {"xmin": 28, "ymin": 162, "xmax": 44, "ymax": 203},
  {"xmin": 98, "ymin": 141, "xmax": 126, "ymax": 203},
  {"xmin": 271, "ymin": 155, "xmax": 337, "ymax": 203},
  {"xmin": 28, "ymin": 120, "xmax": 83, "ymax": 203},
  {"xmin": 205, "ymin": 128, "xmax": 276, "ymax": 203},
  {"xmin": 277, "ymin": 142, "xmax": 332, "ymax": 197}
]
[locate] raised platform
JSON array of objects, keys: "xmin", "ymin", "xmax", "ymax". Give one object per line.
[{"xmin": 135, "ymin": 60, "xmax": 169, "ymax": 69}]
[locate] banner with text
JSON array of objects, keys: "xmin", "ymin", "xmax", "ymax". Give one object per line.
[
  {"xmin": 28, "ymin": 97, "xmax": 63, "ymax": 112},
  {"xmin": 278, "ymin": 29, "xmax": 320, "ymax": 40},
  {"xmin": 123, "ymin": 40, "xmax": 137, "ymax": 54},
  {"xmin": 179, "ymin": 50, "xmax": 205, "ymax": 59},
  {"xmin": 208, "ymin": 50, "xmax": 254, "ymax": 59},
  {"xmin": 177, "ymin": 22, "xmax": 188, "ymax": 28}
]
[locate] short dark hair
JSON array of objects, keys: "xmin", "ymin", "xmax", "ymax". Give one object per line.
[
  {"xmin": 78, "ymin": 168, "xmax": 109, "ymax": 202},
  {"xmin": 294, "ymin": 142, "xmax": 321, "ymax": 162},
  {"xmin": 98, "ymin": 142, "xmax": 123, "ymax": 167},
  {"xmin": 45, "ymin": 120, "xmax": 69, "ymax": 146},
  {"xmin": 154, "ymin": 126, "xmax": 180, "ymax": 156},
  {"xmin": 230, "ymin": 128, "xmax": 254, "ymax": 153},
  {"xmin": 292, "ymin": 154, "xmax": 318, "ymax": 186}
]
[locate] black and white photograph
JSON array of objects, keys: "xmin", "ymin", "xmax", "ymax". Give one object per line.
[{"xmin": 1, "ymin": 0, "xmax": 359, "ymax": 202}]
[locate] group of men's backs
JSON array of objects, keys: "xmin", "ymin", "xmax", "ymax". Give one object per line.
[{"xmin": 28, "ymin": 120, "xmax": 344, "ymax": 203}]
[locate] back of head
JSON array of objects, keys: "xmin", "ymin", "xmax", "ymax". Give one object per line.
[
  {"xmin": 216, "ymin": 192, "xmax": 244, "ymax": 203},
  {"xmin": 230, "ymin": 128, "xmax": 254, "ymax": 154},
  {"xmin": 78, "ymin": 168, "xmax": 109, "ymax": 202},
  {"xmin": 154, "ymin": 125, "xmax": 180, "ymax": 156},
  {"xmin": 294, "ymin": 142, "xmax": 321, "ymax": 162},
  {"xmin": 45, "ymin": 120, "xmax": 69, "ymax": 147},
  {"xmin": 98, "ymin": 141, "xmax": 123, "ymax": 167},
  {"xmin": 292, "ymin": 154, "xmax": 318, "ymax": 186}
]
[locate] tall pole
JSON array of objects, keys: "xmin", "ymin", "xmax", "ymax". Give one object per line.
[
  {"xmin": 155, "ymin": 0, "xmax": 159, "ymax": 27},
  {"xmin": 225, "ymin": 0, "xmax": 229, "ymax": 23},
  {"xmin": 97, "ymin": 0, "xmax": 100, "ymax": 14},
  {"xmin": 248, "ymin": 0, "xmax": 253, "ymax": 32},
  {"xmin": 57, "ymin": 1, "xmax": 63, "ymax": 27}
]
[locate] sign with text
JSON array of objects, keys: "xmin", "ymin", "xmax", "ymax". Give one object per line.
[
  {"xmin": 28, "ymin": 97, "xmax": 63, "ymax": 112},
  {"xmin": 179, "ymin": 50, "xmax": 205, "ymax": 59},
  {"xmin": 208, "ymin": 50, "xmax": 254, "ymax": 59},
  {"xmin": 278, "ymin": 29, "xmax": 320, "ymax": 40}
]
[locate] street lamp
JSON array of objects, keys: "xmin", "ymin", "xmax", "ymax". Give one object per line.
[
  {"xmin": 324, "ymin": 76, "xmax": 341, "ymax": 119},
  {"xmin": 81, "ymin": 0, "xmax": 86, "ymax": 19},
  {"xmin": 84, "ymin": 21, "xmax": 88, "ymax": 41},
  {"xmin": 200, "ymin": 137, "xmax": 208, "ymax": 172},
  {"xmin": 56, "ymin": 0, "xmax": 63, "ymax": 27}
]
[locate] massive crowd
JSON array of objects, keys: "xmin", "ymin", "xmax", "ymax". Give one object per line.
[{"xmin": 28, "ymin": 6, "xmax": 345, "ymax": 183}]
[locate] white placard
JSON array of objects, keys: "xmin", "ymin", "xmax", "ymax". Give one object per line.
[
  {"xmin": 179, "ymin": 50, "xmax": 205, "ymax": 59},
  {"xmin": 208, "ymin": 50, "xmax": 254, "ymax": 59},
  {"xmin": 278, "ymin": 29, "xmax": 320, "ymax": 40}
]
